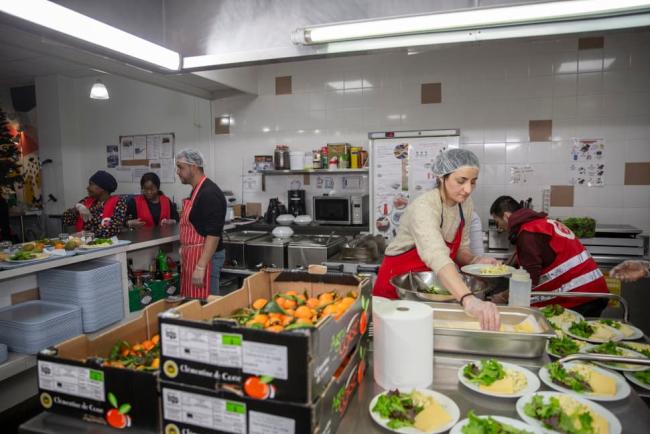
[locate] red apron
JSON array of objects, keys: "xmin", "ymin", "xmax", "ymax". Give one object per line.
[
  {"xmin": 180, "ymin": 176, "xmax": 212, "ymax": 299},
  {"xmin": 134, "ymin": 194, "xmax": 171, "ymax": 227},
  {"xmin": 373, "ymin": 204, "xmax": 465, "ymax": 299},
  {"xmin": 75, "ymin": 196, "xmax": 120, "ymax": 231}
]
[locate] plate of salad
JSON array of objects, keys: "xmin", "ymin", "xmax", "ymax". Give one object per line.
[
  {"xmin": 623, "ymin": 369, "xmax": 650, "ymax": 391},
  {"xmin": 618, "ymin": 341, "xmax": 650, "ymax": 358},
  {"xmin": 539, "ymin": 305, "xmax": 583, "ymax": 329},
  {"xmin": 458, "ymin": 359, "xmax": 540, "ymax": 398},
  {"xmin": 546, "ymin": 336, "xmax": 587, "ymax": 358},
  {"xmin": 595, "ymin": 319, "xmax": 643, "ymax": 341},
  {"xmin": 6, "ymin": 250, "xmax": 51, "ymax": 263},
  {"xmin": 78, "ymin": 237, "xmax": 116, "ymax": 249},
  {"xmin": 369, "ymin": 388, "xmax": 460, "ymax": 433},
  {"xmin": 516, "ymin": 391, "xmax": 621, "ymax": 434},
  {"xmin": 580, "ymin": 342, "xmax": 648, "ymax": 372},
  {"xmin": 562, "ymin": 320, "xmax": 623, "ymax": 343},
  {"xmin": 450, "ymin": 411, "xmax": 542, "ymax": 434},
  {"xmin": 538, "ymin": 361, "xmax": 630, "ymax": 402}
]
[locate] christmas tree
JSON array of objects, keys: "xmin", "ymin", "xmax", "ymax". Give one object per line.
[{"xmin": 0, "ymin": 108, "xmax": 24, "ymax": 196}]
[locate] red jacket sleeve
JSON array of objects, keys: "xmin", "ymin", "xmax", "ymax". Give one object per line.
[{"xmin": 516, "ymin": 231, "xmax": 555, "ymax": 286}]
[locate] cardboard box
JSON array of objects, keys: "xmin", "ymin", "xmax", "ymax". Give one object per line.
[
  {"xmin": 161, "ymin": 337, "xmax": 368, "ymax": 434},
  {"xmin": 37, "ymin": 299, "xmax": 181, "ymax": 431},
  {"xmin": 159, "ymin": 270, "xmax": 371, "ymax": 404}
]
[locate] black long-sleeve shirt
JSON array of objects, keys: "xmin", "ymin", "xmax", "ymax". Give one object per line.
[
  {"xmin": 187, "ymin": 178, "xmax": 226, "ymax": 251},
  {"xmin": 126, "ymin": 195, "xmax": 179, "ymax": 225}
]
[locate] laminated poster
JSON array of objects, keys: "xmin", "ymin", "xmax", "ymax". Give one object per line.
[{"xmin": 570, "ymin": 138, "xmax": 605, "ymax": 187}]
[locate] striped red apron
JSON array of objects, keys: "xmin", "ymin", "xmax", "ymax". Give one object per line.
[{"xmin": 180, "ymin": 176, "xmax": 212, "ymax": 299}]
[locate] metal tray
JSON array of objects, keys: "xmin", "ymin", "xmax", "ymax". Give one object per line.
[{"xmin": 425, "ymin": 302, "xmax": 556, "ymax": 358}]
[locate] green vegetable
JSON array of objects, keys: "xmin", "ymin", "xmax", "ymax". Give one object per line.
[
  {"xmin": 546, "ymin": 362, "xmax": 592, "ymax": 393},
  {"xmin": 88, "ymin": 238, "xmax": 112, "ymax": 245},
  {"xmin": 633, "ymin": 370, "xmax": 650, "ymax": 385},
  {"xmin": 541, "ymin": 304, "xmax": 565, "ymax": 318},
  {"xmin": 462, "ymin": 410, "xmax": 533, "ymax": 433},
  {"xmin": 599, "ymin": 319, "xmax": 621, "ymax": 329},
  {"xmin": 548, "ymin": 336, "xmax": 581, "ymax": 357},
  {"xmin": 10, "ymin": 251, "xmax": 36, "ymax": 260},
  {"xmin": 561, "ymin": 217, "xmax": 596, "ymax": 239},
  {"xmin": 371, "ymin": 389, "xmax": 423, "ymax": 429},
  {"xmin": 523, "ymin": 394, "xmax": 594, "ymax": 434},
  {"xmin": 588, "ymin": 341, "xmax": 622, "ymax": 356},
  {"xmin": 425, "ymin": 284, "xmax": 449, "ymax": 295},
  {"xmin": 463, "ymin": 359, "xmax": 506, "ymax": 386},
  {"xmin": 568, "ymin": 320, "xmax": 594, "ymax": 338}
]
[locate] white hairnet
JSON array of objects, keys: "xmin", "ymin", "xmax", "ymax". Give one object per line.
[
  {"xmin": 175, "ymin": 149, "xmax": 205, "ymax": 167},
  {"xmin": 432, "ymin": 148, "xmax": 480, "ymax": 177}
]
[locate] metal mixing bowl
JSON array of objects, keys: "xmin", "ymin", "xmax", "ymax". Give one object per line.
[{"xmin": 391, "ymin": 271, "xmax": 487, "ymax": 302}]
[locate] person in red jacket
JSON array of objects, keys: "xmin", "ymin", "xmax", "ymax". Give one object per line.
[
  {"xmin": 126, "ymin": 172, "xmax": 178, "ymax": 228},
  {"xmin": 62, "ymin": 170, "xmax": 128, "ymax": 238},
  {"xmin": 490, "ymin": 196, "xmax": 609, "ymax": 317}
]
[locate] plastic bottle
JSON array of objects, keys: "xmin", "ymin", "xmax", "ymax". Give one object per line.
[
  {"xmin": 156, "ymin": 248, "xmax": 169, "ymax": 279},
  {"xmin": 508, "ymin": 267, "xmax": 531, "ymax": 307}
]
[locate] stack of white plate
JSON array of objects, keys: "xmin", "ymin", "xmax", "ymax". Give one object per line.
[
  {"xmin": 0, "ymin": 301, "xmax": 82, "ymax": 354},
  {"xmin": 38, "ymin": 260, "xmax": 124, "ymax": 332}
]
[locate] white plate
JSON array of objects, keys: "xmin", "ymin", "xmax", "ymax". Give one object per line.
[
  {"xmin": 5, "ymin": 252, "xmax": 51, "ymax": 263},
  {"xmin": 460, "ymin": 264, "xmax": 516, "ymax": 278},
  {"xmin": 594, "ymin": 320, "xmax": 644, "ymax": 341},
  {"xmin": 538, "ymin": 361, "xmax": 630, "ymax": 401},
  {"xmin": 623, "ymin": 370, "xmax": 650, "ymax": 391},
  {"xmin": 542, "ymin": 307, "xmax": 584, "ymax": 329},
  {"xmin": 369, "ymin": 389, "xmax": 460, "ymax": 434},
  {"xmin": 450, "ymin": 415, "xmax": 542, "ymax": 434},
  {"xmin": 545, "ymin": 337, "xmax": 586, "ymax": 359},
  {"xmin": 580, "ymin": 344, "xmax": 648, "ymax": 372},
  {"xmin": 516, "ymin": 391, "xmax": 622, "ymax": 434},
  {"xmin": 458, "ymin": 361, "xmax": 540, "ymax": 398},
  {"xmin": 562, "ymin": 321, "xmax": 624, "ymax": 343}
]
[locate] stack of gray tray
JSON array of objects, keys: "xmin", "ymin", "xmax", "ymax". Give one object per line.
[
  {"xmin": 38, "ymin": 260, "xmax": 124, "ymax": 332},
  {"xmin": 0, "ymin": 343, "xmax": 7, "ymax": 364},
  {"xmin": 0, "ymin": 301, "xmax": 82, "ymax": 354}
]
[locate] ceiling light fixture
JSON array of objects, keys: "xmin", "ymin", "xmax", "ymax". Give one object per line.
[
  {"xmin": 292, "ymin": 0, "xmax": 650, "ymax": 44},
  {"xmin": 323, "ymin": 13, "xmax": 650, "ymax": 54},
  {"xmin": 90, "ymin": 80, "xmax": 109, "ymax": 100},
  {"xmin": 0, "ymin": 0, "xmax": 180, "ymax": 70}
]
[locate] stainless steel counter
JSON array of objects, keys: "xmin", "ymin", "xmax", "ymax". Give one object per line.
[{"xmin": 338, "ymin": 350, "xmax": 650, "ymax": 433}]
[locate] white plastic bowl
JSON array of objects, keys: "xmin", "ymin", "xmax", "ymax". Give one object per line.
[
  {"xmin": 272, "ymin": 226, "xmax": 294, "ymax": 238},
  {"xmin": 276, "ymin": 214, "xmax": 295, "ymax": 226},
  {"xmin": 294, "ymin": 215, "xmax": 312, "ymax": 226}
]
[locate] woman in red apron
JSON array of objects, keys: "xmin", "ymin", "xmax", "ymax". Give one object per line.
[
  {"xmin": 373, "ymin": 149, "xmax": 501, "ymax": 330},
  {"xmin": 126, "ymin": 172, "xmax": 178, "ymax": 228},
  {"xmin": 179, "ymin": 175, "xmax": 212, "ymax": 299}
]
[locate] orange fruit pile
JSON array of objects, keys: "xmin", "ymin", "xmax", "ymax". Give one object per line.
[
  {"xmin": 103, "ymin": 334, "xmax": 160, "ymax": 371},
  {"xmin": 237, "ymin": 290, "xmax": 358, "ymax": 333}
]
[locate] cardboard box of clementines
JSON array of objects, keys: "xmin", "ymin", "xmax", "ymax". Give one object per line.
[
  {"xmin": 36, "ymin": 299, "xmax": 182, "ymax": 431},
  {"xmin": 158, "ymin": 269, "xmax": 372, "ymax": 404},
  {"xmin": 160, "ymin": 336, "xmax": 368, "ymax": 434}
]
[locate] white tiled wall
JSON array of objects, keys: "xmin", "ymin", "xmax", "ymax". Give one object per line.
[{"xmin": 212, "ymin": 29, "xmax": 650, "ymax": 234}]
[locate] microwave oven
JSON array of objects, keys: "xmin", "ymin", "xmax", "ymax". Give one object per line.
[{"xmin": 313, "ymin": 195, "xmax": 369, "ymax": 225}]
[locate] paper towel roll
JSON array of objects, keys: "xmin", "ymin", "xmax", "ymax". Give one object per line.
[{"xmin": 373, "ymin": 297, "xmax": 433, "ymax": 391}]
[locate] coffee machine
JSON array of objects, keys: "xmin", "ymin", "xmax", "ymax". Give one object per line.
[{"xmin": 288, "ymin": 190, "xmax": 306, "ymax": 216}]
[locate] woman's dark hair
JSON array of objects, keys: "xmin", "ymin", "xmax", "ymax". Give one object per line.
[
  {"xmin": 490, "ymin": 195, "xmax": 521, "ymax": 217},
  {"xmin": 140, "ymin": 172, "xmax": 161, "ymax": 190}
]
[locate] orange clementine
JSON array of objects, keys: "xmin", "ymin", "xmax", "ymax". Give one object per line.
[
  {"xmin": 319, "ymin": 292, "xmax": 334, "ymax": 303},
  {"xmin": 322, "ymin": 304, "xmax": 337, "ymax": 317},
  {"xmin": 296, "ymin": 318, "xmax": 313, "ymax": 326},
  {"xmin": 284, "ymin": 308, "xmax": 295, "ymax": 316},
  {"xmin": 265, "ymin": 325, "xmax": 284, "ymax": 333},
  {"xmin": 285, "ymin": 290, "xmax": 298, "ymax": 296},
  {"xmin": 265, "ymin": 316, "xmax": 282, "ymax": 327},
  {"xmin": 252, "ymin": 298, "xmax": 268, "ymax": 310},
  {"xmin": 341, "ymin": 297, "xmax": 355, "ymax": 307},
  {"xmin": 306, "ymin": 298, "xmax": 319, "ymax": 308},
  {"xmin": 295, "ymin": 306, "xmax": 312, "ymax": 320},
  {"xmin": 151, "ymin": 335, "xmax": 160, "ymax": 345},
  {"xmin": 253, "ymin": 314, "xmax": 269, "ymax": 324},
  {"xmin": 283, "ymin": 299, "xmax": 297, "ymax": 310},
  {"xmin": 295, "ymin": 294, "xmax": 306, "ymax": 304}
]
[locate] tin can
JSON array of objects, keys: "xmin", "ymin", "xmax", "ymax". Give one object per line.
[{"xmin": 350, "ymin": 147, "xmax": 360, "ymax": 169}]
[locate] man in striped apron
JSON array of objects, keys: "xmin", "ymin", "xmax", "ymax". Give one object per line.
[
  {"xmin": 491, "ymin": 195, "xmax": 609, "ymax": 317},
  {"xmin": 175, "ymin": 149, "xmax": 227, "ymax": 299}
]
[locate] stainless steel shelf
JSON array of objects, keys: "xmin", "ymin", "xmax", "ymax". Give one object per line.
[
  {"xmin": 0, "ymin": 352, "xmax": 36, "ymax": 382},
  {"xmin": 258, "ymin": 168, "xmax": 368, "ymax": 175}
]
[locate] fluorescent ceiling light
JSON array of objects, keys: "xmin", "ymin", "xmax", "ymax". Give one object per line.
[
  {"xmin": 323, "ymin": 14, "xmax": 650, "ymax": 54},
  {"xmin": 89, "ymin": 80, "xmax": 109, "ymax": 100},
  {"xmin": 0, "ymin": 0, "xmax": 180, "ymax": 70},
  {"xmin": 293, "ymin": 0, "xmax": 650, "ymax": 44}
]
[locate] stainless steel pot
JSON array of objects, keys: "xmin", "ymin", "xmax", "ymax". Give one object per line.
[{"xmin": 391, "ymin": 271, "xmax": 487, "ymax": 302}]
